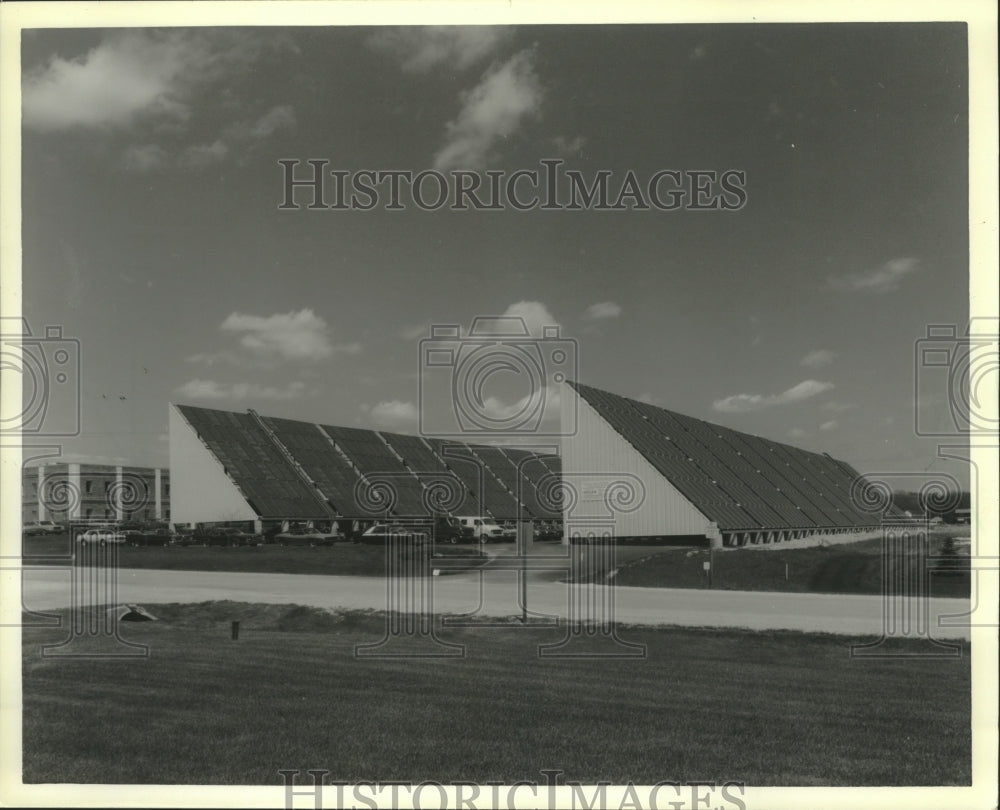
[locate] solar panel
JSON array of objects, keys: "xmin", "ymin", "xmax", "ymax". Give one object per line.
[
  {"xmin": 177, "ymin": 406, "xmax": 329, "ymax": 518},
  {"xmin": 318, "ymin": 425, "xmax": 427, "ymax": 516},
  {"xmin": 570, "ymin": 383, "xmax": 877, "ymax": 532}
]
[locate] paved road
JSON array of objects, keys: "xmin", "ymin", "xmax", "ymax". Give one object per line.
[{"xmin": 17, "ymin": 564, "xmax": 972, "ymax": 639}]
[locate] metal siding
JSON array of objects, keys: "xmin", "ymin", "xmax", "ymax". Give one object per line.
[{"xmin": 561, "ymin": 387, "xmax": 711, "ymax": 537}]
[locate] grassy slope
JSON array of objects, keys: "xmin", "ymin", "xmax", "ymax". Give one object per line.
[
  {"xmin": 612, "ymin": 535, "xmax": 971, "ymax": 597},
  {"xmin": 22, "ymin": 602, "xmax": 970, "ymax": 786}
]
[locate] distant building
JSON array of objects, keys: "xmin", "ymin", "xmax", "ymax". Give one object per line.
[
  {"xmin": 21, "ymin": 462, "xmax": 170, "ymax": 524},
  {"xmin": 954, "ymin": 507, "xmax": 971, "ymax": 524}
]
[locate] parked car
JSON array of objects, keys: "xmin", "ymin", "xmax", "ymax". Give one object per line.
[
  {"xmin": 23, "ymin": 522, "xmax": 50, "ymax": 536},
  {"xmin": 359, "ymin": 523, "xmax": 428, "ymax": 545},
  {"xmin": 38, "ymin": 520, "xmax": 65, "ymax": 534},
  {"xmin": 275, "ymin": 526, "xmax": 340, "ymax": 547},
  {"xmin": 77, "ymin": 528, "xmax": 126, "ymax": 545},
  {"xmin": 535, "ymin": 521, "xmax": 563, "ymax": 541},
  {"xmin": 195, "ymin": 526, "xmax": 262, "ymax": 547},
  {"xmin": 130, "ymin": 526, "xmax": 175, "ymax": 546},
  {"xmin": 169, "ymin": 527, "xmax": 198, "ymax": 546},
  {"xmin": 454, "ymin": 516, "xmax": 505, "ymax": 543}
]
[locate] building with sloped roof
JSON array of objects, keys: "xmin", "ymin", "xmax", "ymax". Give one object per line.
[
  {"xmin": 168, "ymin": 403, "xmax": 561, "ymax": 531},
  {"xmin": 560, "ymin": 382, "xmax": 880, "ymax": 547},
  {"xmin": 169, "ymin": 383, "xmax": 881, "ymax": 547}
]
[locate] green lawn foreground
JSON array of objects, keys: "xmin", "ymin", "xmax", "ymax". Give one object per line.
[{"xmin": 22, "ymin": 602, "xmax": 970, "ymax": 786}]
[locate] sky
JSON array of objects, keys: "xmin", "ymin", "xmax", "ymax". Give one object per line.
[{"xmin": 17, "ymin": 22, "xmax": 976, "ymax": 486}]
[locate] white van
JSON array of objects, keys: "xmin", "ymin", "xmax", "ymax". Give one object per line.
[{"xmin": 455, "ymin": 516, "xmax": 506, "ymax": 543}]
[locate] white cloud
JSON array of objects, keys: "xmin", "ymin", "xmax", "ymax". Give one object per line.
[
  {"xmin": 24, "ymin": 31, "xmax": 296, "ymax": 172},
  {"xmin": 179, "ymin": 140, "xmax": 229, "ymax": 168},
  {"xmin": 369, "ymin": 400, "xmax": 419, "ymax": 428},
  {"xmin": 637, "ymin": 392, "xmax": 659, "ymax": 405},
  {"xmin": 788, "ymin": 427, "xmax": 806, "ymax": 438},
  {"xmin": 800, "ymin": 349, "xmax": 837, "ymax": 368},
  {"xmin": 218, "ymin": 309, "xmax": 356, "ymax": 362},
  {"xmin": 819, "ymin": 419, "xmax": 839, "ymax": 431},
  {"xmin": 822, "ymin": 401, "xmax": 855, "ymax": 413},
  {"xmin": 185, "ymin": 350, "xmax": 242, "ymax": 367},
  {"xmin": 176, "ymin": 379, "xmax": 307, "ymax": 401},
  {"xmin": 827, "ymin": 257, "xmax": 919, "ymax": 293},
  {"xmin": 369, "ymin": 26, "xmax": 510, "ymax": 73},
  {"xmin": 584, "ymin": 301, "xmax": 622, "ymax": 321},
  {"xmin": 552, "ymin": 134, "xmax": 586, "ymax": 157},
  {"xmin": 712, "ymin": 379, "xmax": 834, "ymax": 413},
  {"xmin": 499, "ymin": 301, "xmax": 560, "ymax": 338},
  {"xmin": 22, "ymin": 31, "xmax": 200, "ymax": 131},
  {"xmin": 477, "ymin": 386, "xmax": 562, "ymax": 428},
  {"xmin": 121, "ymin": 143, "xmax": 168, "ymax": 172},
  {"xmin": 247, "ymin": 105, "xmax": 295, "ymax": 139},
  {"xmin": 433, "ymin": 49, "xmax": 542, "ymax": 171}
]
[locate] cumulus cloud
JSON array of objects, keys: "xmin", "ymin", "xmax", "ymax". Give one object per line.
[
  {"xmin": 24, "ymin": 30, "xmax": 297, "ymax": 173},
  {"xmin": 477, "ymin": 386, "xmax": 562, "ymax": 429},
  {"xmin": 176, "ymin": 379, "xmax": 307, "ymax": 401},
  {"xmin": 800, "ymin": 349, "xmax": 837, "ymax": 368},
  {"xmin": 179, "ymin": 139, "xmax": 229, "ymax": 168},
  {"xmin": 819, "ymin": 419, "xmax": 839, "ymax": 431},
  {"xmin": 712, "ymin": 379, "xmax": 834, "ymax": 413},
  {"xmin": 219, "ymin": 309, "xmax": 359, "ymax": 361},
  {"xmin": 369, "ymin": 400, "xmax": 419, "ymax": 429},
  {"xmin": 552, "ymin": 134, "xmax": 586, "ymax": 157},
  {"xmin": 22, "ymin": 31, "xmax": 200, "ymax": 131},
  {"xmin": 827, "ymin": 257, "xmax": 919, "ymax": 293},
  {"xmin": 246, "ymin": 104, "xmax": 295, "ymax": 139},
  {"xmin": 497, "ymin": 300, "xmax": 560, "ymax": 338},
  {"xmin": 121, "ymin": 143, "xmax": 169, "ymax": 172},
  {"xmin": 433, "ymin": 50, "xmax": 542, "ymax": 171},
  {"xmin": 584, "ymin": 302, "xmax": 622, "ymax": 321},
  {"xmin": 788, "ymin": 427, "xmax": 806, "ymax": 438},
  {"xmin": 821, "ymin": 401, "xmax": 855, "ymax": 413},
  {"xmin": 123, "ymin": 105, "xmax": 295, "ymax": 173},
  {"xmin": 368, "ymin": 26, "xmax": 510, "ymax": 73}
]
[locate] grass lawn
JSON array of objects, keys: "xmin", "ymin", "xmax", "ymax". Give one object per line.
[
  {"xmin": 612, "ymin": 533, "xmax": 971, "ymax": 597},
  {"xmin": 22, "ymin": 535, "xmax": 487, "ymax": 577},
  {"xmin": 22, "ymin": 602, "xmax": 970, "ymax": 786}
]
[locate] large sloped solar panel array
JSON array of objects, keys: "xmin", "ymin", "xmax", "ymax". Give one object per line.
[
  {"xmin": 320, "ymin": 425, "xmax": 428, "ymax": 516},
  {"xmin": 177, "ymin": 405, "xmax": 562, "ymax": 519},
  {"xmin": 570, "ymin": 383, "xmax": 880, "ymax": 532},
  {"xmin": 428, "ymin": 439, "xmax": 520, "ymax": 518},
  {"xmin": 260, "ymin": 416, "xmax": 360, "ymax": 511},
  {"xmin": 377, "ymin": 432, "xmax": 481, "ymax": 516},
  {"xmin": 176, "ymin": 405, "xmax": 329, "ymax": 518}
]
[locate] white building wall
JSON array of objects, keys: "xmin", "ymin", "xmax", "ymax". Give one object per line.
[
  {"xmin": 168, "ymin": 404, "xmax": 257, "ymax": 526},
  {"xmin": 37, "ymin": 465, "xmax": 45, "ymax": 521},
  {"xmin": 560, "ymin": 385, "xmax": 711, "ymax": 539},
  {"xmin": 68, "ymin": 463, "xmax": 80, "ymax": 520}
]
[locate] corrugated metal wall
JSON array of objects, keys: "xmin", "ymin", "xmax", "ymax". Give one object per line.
[{"xmin": 560, "ymin": 386, "xmax": 711, "ymax": 538}]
